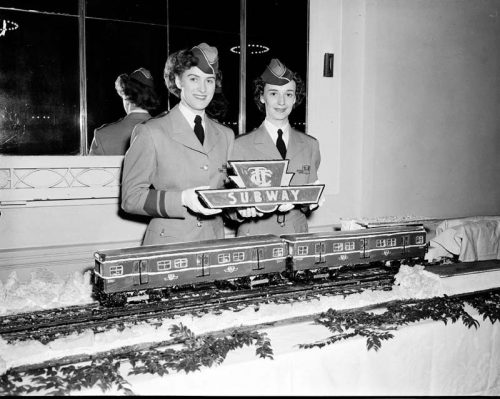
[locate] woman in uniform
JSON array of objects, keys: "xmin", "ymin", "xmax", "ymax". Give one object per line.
[{"xmin": 121, "ymin": 43, "xmax": 235, "ymax": 245}]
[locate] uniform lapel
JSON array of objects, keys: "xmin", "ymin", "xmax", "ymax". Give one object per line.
[
  {"xmin": 254, "ymin": 123, "xmax": 283, "ymax": 159},
  {"xmin": 169, "ymin": 105, "xmax": 205, "ymax": 153},
  {"xmin": 285, "ymin": 128, "xmax": 306, "ymax": 160},
  {"xmin": 203, "ymin": 118, "xmax": 220, "ymax": 154}
]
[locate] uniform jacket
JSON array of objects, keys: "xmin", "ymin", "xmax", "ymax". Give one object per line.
[
  {"xmin": 229, "ymin": 122, "xmax": 321, "ymax": 236},
  {"xmin": 89, "ymin": 112, "xmax": 151, "ymax": 155},
  {"xmin": 121, "ymin": 104, "xmax": 235, "ymax": 245}
]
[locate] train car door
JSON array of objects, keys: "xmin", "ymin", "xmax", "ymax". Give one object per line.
[
  {"xmin": 314, "ymin": 241, "xmax": 326, "ymax": 264},
  {"xmin": 402, "ymin": 235, "xmax": 410, "ymax": 254},
  {"xmin": 251, "ymin": 247, "xmax": 265, "ymax": 270},
  {"xmin": 133, "ymin": 260, "xmax": 149, "ymax": 285},
  {"xmin": 359, "ymin": 238, "xmax": 370, "ymax": 258},
  {"xmin": 196, "ymin": 253, "xmax": 210, "ymax": 277}
]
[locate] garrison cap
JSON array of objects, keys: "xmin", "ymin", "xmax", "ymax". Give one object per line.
[
  {"xmin": 129, "ymin": 67, "xmax": 155, "ymax": 88},
  {"xmin": 191, "ymin": 43, "xmax": 219, "ymax": 75},
  {"xmin": 261, "ymin": 58, "xmax": 294, "ymax": 85}
]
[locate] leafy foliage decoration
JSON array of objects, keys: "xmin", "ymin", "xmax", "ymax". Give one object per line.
[
  {"xmin": 128, "ymin": 323, "xmax": 273, "ymax": 377},
  {"xmin": 0, "ymin": 359, "xmax": 133, "ymax": 396},
  {"xmin": 300, "ymin": 289, "xmax": 500, "ymax": 352},
  {"xmin": 0, "ymin": 324, "xmax": 272, "ymax": 396}
]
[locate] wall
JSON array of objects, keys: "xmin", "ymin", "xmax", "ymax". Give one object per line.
[
  {"xmin": 308, "ymin": 0, "xmax": 500, "ymax": 225},
  {"xmin": 0, "ymin": 156, "xmax": 148, "ymax": 280},
  {"xmin": 2, "ymin": 0, "xmax": 500, "ymax": 279}
]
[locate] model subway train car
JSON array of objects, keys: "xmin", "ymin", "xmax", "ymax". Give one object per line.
[{"xmin": 93, "ymin": 225, "xmax": 427, "ymax": 304}]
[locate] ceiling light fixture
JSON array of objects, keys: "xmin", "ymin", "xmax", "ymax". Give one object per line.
[
  {"xmin": 0, "ymin": 18, "xmax": 19, "ymax": 38},
  {"xmin": 230, "ymin": 43, "xmax": 270, "ymax": 55}
]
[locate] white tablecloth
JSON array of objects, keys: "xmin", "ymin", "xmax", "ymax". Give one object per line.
[{"xmin": 111, "ymin": 306, "xmax": 500, "ymax": 396}]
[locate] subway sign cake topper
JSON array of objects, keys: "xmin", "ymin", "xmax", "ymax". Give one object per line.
[{"xmin": 197, "ymin": 160, "xmax": 325, "ymax": 213}]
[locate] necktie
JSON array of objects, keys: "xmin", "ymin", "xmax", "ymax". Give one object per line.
[
  {"xmin": 276, "ymin": 129, "xmax": 286, "ymax": 159},
  {"xmin": 194, "ymin": 115, "xmax": 204, "ymax": 145}
]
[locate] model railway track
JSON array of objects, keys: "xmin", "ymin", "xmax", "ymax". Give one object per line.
[{"xmin": 0, "ymin": 266, "xmax": 397, "ymax": 343}]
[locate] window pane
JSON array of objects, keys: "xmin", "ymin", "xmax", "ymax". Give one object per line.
[
  {"xmin": 246, "ymin": 0, "xmax": 308, "ymax": 132},
  {"xmin": 0, "ymin": 0, "xmax": 78, "ymax": 15},
  {"xmin": 0, "ymin": 10, "xmax": 80, "ymax": 154},
  {"xmin": 86, "ymin": 18, "xmax": 169, "ymax": 147},
  {"xmin": 168, "ymin": 0, "xmax": 240, "ymax": 134},
  {"xmin": 86, "ymin": 0, "xmax": 167, "ymax": 25}
]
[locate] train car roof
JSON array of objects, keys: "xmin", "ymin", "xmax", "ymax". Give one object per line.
[
  {"xmin": 95, "ymin": 234, "xmax": 282, "ymax": 261},
  {"xmin": 281, "ymin": 225, "xmax": 426, "ymax": 243}
]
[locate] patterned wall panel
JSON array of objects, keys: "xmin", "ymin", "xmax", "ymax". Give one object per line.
[{"xmin": 0, "ymin": 156, "xmax": 122, "ymax": 202}]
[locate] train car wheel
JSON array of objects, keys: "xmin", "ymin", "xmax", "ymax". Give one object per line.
[
  {"xmin": 100, "ymin": 292, "xmax": 127, "ymax": 307},
  {"xmin": 146, "ymin": 289, "xmax": 164, "ymax": 302},
  {"xmin": 268, "ymin": 272, "xmax": 285, "ymax": 286}
]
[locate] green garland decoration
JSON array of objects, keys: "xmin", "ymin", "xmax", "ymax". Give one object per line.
[
  {"xmin": 300, "ymin": 289, "xmax": 500, "ymax": 352},
  {"xmin": 0, "ymin": 323, "xmax": 273, "ymax": 396}
]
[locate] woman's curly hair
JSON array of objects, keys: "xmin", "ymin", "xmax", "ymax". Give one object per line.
[
  {"xmin": 115, "ymin": 74, "xmax": 160, "ymax": 113},
  {"xmin": 164, "ymin": 48, "xmax": 223, "ymax": 98},
  {"xmin": 253, "ymin": 71, "xmax": 306, "ymax": 114}
]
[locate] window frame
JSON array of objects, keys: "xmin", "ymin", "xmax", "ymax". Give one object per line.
[
  {"xmin": 157, "ymin": 259, "xmax": 172, "ymax": 271},
  {"xmin": 109, "ymin": 264, "xmax": 123, "ymax": 276},
  {"xmin": 297, "ymin": 245, "xmax": 308, "ymax": 256},
  {"xmin": 174, "ymin": 258, "xmax": 188, "ymax": 269},
  {"xmin": 1, "ymin": 0, "xmax": 308, "ymax": 154},
  {"xmin": 218, "ymin": 253, "xmax": 231, "ymax": 264}
]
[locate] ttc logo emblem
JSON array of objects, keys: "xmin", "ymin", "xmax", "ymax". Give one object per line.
[
  {"xmin": 197, "ymin": 160, "xmax": 324, "ymax": 213},
  {"xmin": 248, "ymin": 167, "xmax": 273, "ymax": 187}
]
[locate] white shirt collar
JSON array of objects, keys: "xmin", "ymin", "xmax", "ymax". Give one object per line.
[
  {"xmin": 264, "ymin": 119, "xmax": 290, "ymax": 146},
  {"xmin": 179, "ymin": 102, "xmax": 205, "ymax": 130}
]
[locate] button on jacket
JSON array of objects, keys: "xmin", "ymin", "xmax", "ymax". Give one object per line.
[
  {"xmin": 229, "ymin": 122, "xmax": 321, "ymax": 236},
  {"xmin": 90, "ymin": 112, "xmax": 151, "ymax": 155},
  {"xmin": 121, "ymin": 104, "xmax": 235, "ymax": 245}
]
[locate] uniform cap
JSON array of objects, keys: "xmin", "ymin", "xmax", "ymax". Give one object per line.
[
  {"xmin": 129, "ymin": 67, "xmax": 155, "ymax": 88},
  {"xmin": 261, "ymin": 58, "xmax": 294, "ymax": 85},
  {"xmin": 191, "ymin": 43, "xmax": 219, "ymax": 75}
]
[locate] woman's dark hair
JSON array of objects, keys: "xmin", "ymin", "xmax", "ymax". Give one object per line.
[
  {"xmin": 253, "ymin": 71, "xmax": 306, "ymax": 113},
  {"xmin": 115, "ymin": 74, "xmax": 160, "ymax": 113},
  {"xmin": 164, "ymin": 48, "xmax": 223, "ymax": 98}
]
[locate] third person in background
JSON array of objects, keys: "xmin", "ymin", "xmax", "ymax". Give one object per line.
[{"xmin": 90, "ymin": 67, "xmax": 159, "ymax": 155}]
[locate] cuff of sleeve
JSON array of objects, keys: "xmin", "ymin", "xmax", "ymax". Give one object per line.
[{"xmin": 143, "ymin": 189, "xmax": 185, "ymax": 218}]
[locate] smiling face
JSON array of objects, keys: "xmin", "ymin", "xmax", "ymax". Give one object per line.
[
  {"xmin": 175, "ymin": 66, "xmax": 216, "ymax": 112},
  {"xmin": 260, "ymin": 80, "xmax": 297, "ymax": 125}
]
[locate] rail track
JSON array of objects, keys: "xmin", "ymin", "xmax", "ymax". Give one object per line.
[{"xmin": 0, "ymin": 264, "xmax": 397, "ymax": 344}]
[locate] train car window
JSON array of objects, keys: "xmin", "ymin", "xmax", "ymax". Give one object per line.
[
  {"xmin": 272, "ymin": 247, "xmax": 284, "ymax": 257},
  {"xmin": 109, "ymin": 265, "xmax": 123, "ymax": 276},
  {"xmin": 416, "ymin": 235, "xmax": 424, "ymax": 244},
  {"xmin": 403, "ymin": 236, "xmax": 410, "ymax": 245},
  {"xmin": 157, "ymin": 260, "xmax": 172, "ymax": 271},
  {"xmin": 233, "ymin": 252, "xmax": 245, "ymax": 261},
  {"xmin": 376, "ymin": 239, "xmax": 386, "ymax": 248},
  {"xmin": 297, "ymin": 245, "xmax": 308, "ymax": 256},
  {"xmin": 218, "ymin": 253, "xmax": 231, "ymax": 264},
  {"xmin": 332, "ymin": 243, "xmax": 343, "ymax": 252},
  {"xmin": 345, "ymin": 241, "xmax": 355, "ymax": 251},
  {"xmin": 387, "ymin": 238, "xmax": 397, "ymax": 247},
  {"xmin": 174, "ymin": 258, "xmax": 188, "ymax": 269}
]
